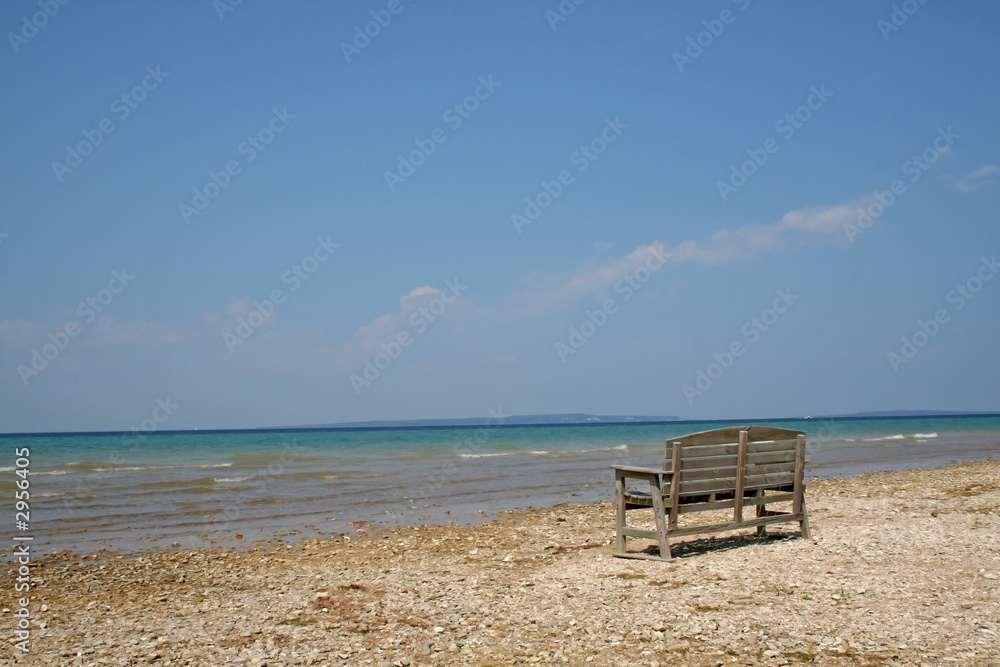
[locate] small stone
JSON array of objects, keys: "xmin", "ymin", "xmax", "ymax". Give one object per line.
[
  {"xmin": 433, "ymin": 626, "xmax": 444, "ymax": 633},
  {"xmin": 652, "ymin": 624, "xmax": 666, "ymax": 632}
]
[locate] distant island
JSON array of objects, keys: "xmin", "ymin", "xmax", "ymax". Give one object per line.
[
  {"xmin": 816, "ymin": 410, "xmax": 1000, "ymax": 419},
  {"xmin": 302, "ymin": 413, "xmax": 681, "ymax": 429}
]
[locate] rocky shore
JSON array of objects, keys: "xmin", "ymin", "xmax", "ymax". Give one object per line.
[{"xmin": 3, "ymin": 459, "xmax": 999, "ymax": 666}]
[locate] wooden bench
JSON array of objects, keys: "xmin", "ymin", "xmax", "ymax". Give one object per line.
[{"xmin": 611, "ymin": 426, "xmax": 811, "ymax": 560}]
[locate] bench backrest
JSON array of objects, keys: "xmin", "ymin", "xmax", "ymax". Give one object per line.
[{"xmin": 664, "ymin": 426, "xmax": 805, "ymax": 498}]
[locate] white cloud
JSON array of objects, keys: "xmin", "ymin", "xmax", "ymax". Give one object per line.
[
  {"xmin": 956, "ymin": 164, "xmax": 997, "ymax": 193},
  {"xmin": 509, "ymin": 242, "xmax": 670, "ymax": 315},
  {"xmin": 335, "ymin": 286, "xmax": 443, "ymax": 367},
  {"xmin": 510, "ymin": 200, "xmax": 859, "ymax": 314}
]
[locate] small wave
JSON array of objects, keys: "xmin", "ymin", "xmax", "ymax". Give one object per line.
[
  {"xmin": 320, "ymin": 472, "xmax": 391, "ymax": 480},
  {"xmin": 110, "ymin": 463, "xmax": 232, "ymax": 472},
  {"xmin": 34, "ymin": 470, "xmax": 68, "ymax": 476},
  {"xmin": 863, "ymin": 432, "xmax": 939, "ymax": 442},
  {"xmin": 579, "ymin": 444, "xmax": 629, "ymax": 453},
  {"xmin": 213, "ymin": 476, "xmax": 253, "ymax": 483},
  {"xmin": 0, "ymin": 466, "xmax": 14, "ymax": 472},
  {"xmin": 458, "ymin": 451, "xmax": 520, "ymax": 459},
  {"xmin": 459, "ymin": 444, "xmax": 627, "ymax": 459}
]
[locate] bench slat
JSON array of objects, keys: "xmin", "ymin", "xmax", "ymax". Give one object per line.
[
  {"xmin": 679, "ymin": 465, "xmax": 738, "ymax": 482},
  {"xmin": 674, "ymin": 438, "xmax": 798, "ymax": 459},
  {"xmin": 665, "ymin": 512, "xmax": 803, "ymax": 538},
  {"xmin": 676, "ymin": 454, "xmax": 738, "ymax": 470},
  {"xmin": 745, "ymin": 461, "xmax": 796, "ymax": 477},
  {"xmin": 680, "ymin": 472, "xmax": 794, "ymax": 495},
  {"xmin": 746, "ymin": 450, "xmax": 796, "ymax": 465},
  {"xmin": 624, "ymin": 491, "xmax": 796, "ymax": 511}
]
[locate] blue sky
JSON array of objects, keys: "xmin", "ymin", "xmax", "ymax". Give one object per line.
[{"xmin": 1, "ymin": 0, "xmax": 998, "ymax": 432}]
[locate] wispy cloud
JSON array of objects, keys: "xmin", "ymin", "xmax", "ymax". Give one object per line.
[
  {"xmin": 508, "ymin": 242, "xmax": 670, "ymax": 316},
  {"xmin": 956, "ymin": 164, "xmax": 997, "ymax": 193},
  {"xmin": 510, "ymin": 201, "xmax": 858, "ymax": 314},
  {"xmin": 335, "ymin": 286, "xmax": 443, "ymax": 367},
  {"xmin": 91, "ymin": 317, "xmax": 196, "ymax": 345}
]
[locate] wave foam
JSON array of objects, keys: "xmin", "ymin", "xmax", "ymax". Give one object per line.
[{"xmin": 863, "ymin": 432, "xmax": 939, "ymax": 442}]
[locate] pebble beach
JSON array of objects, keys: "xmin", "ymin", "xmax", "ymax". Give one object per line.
[{"xmin": 4, "ymin": 458, "xmax": 999, "ymax": 666}]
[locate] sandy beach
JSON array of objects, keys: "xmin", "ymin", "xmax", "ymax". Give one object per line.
[{"xmin": 4, "ymin": 458, "xmax": 999, "ymax": 666}]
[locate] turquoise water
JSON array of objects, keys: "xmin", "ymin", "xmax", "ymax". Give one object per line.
[{"xmin": 4, "ymin": 415, "xmax": 999, "ymax": 554}]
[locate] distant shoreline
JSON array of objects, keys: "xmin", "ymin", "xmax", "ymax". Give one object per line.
[{"xmin": 4, "ymin": 410, "xmax": 1000, "ymax": 438}]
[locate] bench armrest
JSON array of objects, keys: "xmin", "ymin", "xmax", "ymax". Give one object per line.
[{"xmin": 611, "ymin": 465, "xmax": 673, "ymax": 478}]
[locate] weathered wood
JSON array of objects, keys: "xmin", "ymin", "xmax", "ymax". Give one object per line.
[
  {"xmin": 623, "ymin": 492, "xmax": 795, "ymax": 512},
  {"xmin": 733, "ymin": 430, "xmax": 748, "ymax": 523},
  {"xmin": 679, "ymin": 465, "xmax": 739, "ymax": 482},
  {"xmin": 615, "ymin": 471, "xmax": 626, "ymax": 555},
  {"xmin": 665, "ymin": 512, "xmax": 805, "ymax": 538},
  {"xmin": 681, "ymin": 438, "xmax": 799, "ymax": 459},
  {"xmin": 746, "ymin": 450, "xmax": 797, "ymax": 465},
  {"xmin": 677, "ymin": 455, "xmax": 739, "ymax": 470},
  {"xmin": 800, "ymin": 496, "xmax": 811, "ymax": 539},
  {"xmin": 744, "ymin": 461, "xmax": 797, "ymax": 477},
  {"xmin": 755, "ymin": 488, "xmax": 767, "ymax": 536},
  {"xmin": 679, "ymin": 471, "xmax": 794, "ymax": 495},
  {"xmin": 611, "ymin": 426, "xmax": 812, "ymax": 561},
  {"xmin": 793, "ymin": 434, "xmax": 805, "ymax": 516},
  {"xmin": 620, "ymin": 526, "xmax": 659, "ymax": 539},
  {"xmin": 668, "ymin": 440, "xmax": 682, "ymax": 530},
  {"xmin": 649, "ymin": 469, "xmax": 671, "ymax": 559},
  {"xmin": 611, "ymin": 464, "xmax": 671, "ymax": 477}
]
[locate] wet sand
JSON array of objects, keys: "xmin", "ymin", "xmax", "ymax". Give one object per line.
[{"xmin": 2, "ymin": 458, "xmax": 998, "ymax": 666}]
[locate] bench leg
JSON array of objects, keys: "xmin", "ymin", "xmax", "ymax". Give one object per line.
[
  {"xmin": 755, "ymin": 490, "xmax": 767, "ymax": 536},
  {"xmin": 650, "ymin": 474, "xmax": 671, "ymax": 560},
  {"xmin": 614, "ymin": 473, "xmax": 627, "ymax": 556},
  {"xmin": 799, "ymin": 496, "xmax": 812, "ymax": 540}
]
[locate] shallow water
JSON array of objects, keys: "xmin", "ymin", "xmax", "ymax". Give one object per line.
[{"xmin": 5, "ymin": 415, "xmax": 999, "ymax": 554}]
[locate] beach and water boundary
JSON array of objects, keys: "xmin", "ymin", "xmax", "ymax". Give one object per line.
[{"xmin": 3, "ymin": 414, "xmax": 1000, "ymax": 555}]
